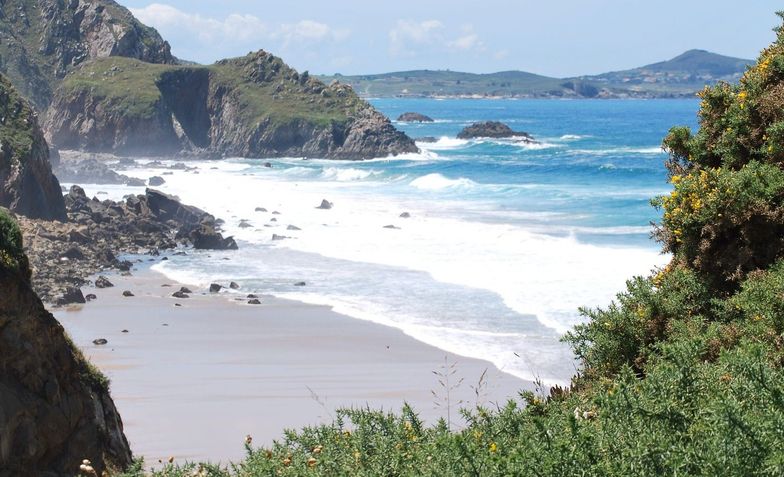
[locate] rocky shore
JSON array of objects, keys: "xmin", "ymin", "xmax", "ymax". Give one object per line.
[{"xmin": 13, "ymin": 186, "xmax": 237, "ymax": 304}]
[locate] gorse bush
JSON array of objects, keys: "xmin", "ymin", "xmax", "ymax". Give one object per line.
[{"xmin": 120, "ymin": 13, "xmax": 784, "ymax": 477}]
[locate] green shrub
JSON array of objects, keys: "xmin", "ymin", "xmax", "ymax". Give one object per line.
[{"xmin": 0, "ymin": 209, "xmax": 26, "ymax": 273}]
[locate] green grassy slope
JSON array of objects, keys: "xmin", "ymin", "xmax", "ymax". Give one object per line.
[
  {"xmin": 118, "ymin": 13, "xmax": 784, "ymax": 477},
  {"xmin": 318, "ymin": 50, "xmax": 752, "ymax": 99},
  {"xmin": 58, "ymin": 54, "xmax": 367, "ymax": 131}
]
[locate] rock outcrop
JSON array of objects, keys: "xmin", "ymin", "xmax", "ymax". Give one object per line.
[
  {"xmin": 0, "ymin": 0, "xmax": 174, "ymax": 109},
  {"xmin": 16, "ymin": 186, "xmax": 237, "ymax": 302},
  {"xmin": 0, "ymin": 209, "xmax": 132, "ymax": 475},
  {"xmin": 0, "ymin": 74, "xmax": 66, "ymax": 220},
  {"xmin": 44, "ymin": 52, "xmax": 419, "ymax": 160},
  {"xmin": 457, "ymin": 121, "xmax": 535, "ymax": 141},
  {"xmin": 397, "ymin": 112, "xmax": 434, "ymax": 122}
]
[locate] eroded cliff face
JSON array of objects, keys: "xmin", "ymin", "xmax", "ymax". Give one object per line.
[
  {"xmin": 0, "ymin": 210, "xmax": 132, "ymax": 476},
  {"xmin": 0, "ymin": 0, "xmax": 174, "ymax": 108},
  {"xmin": 0, "ymin": 74, "xmax": 66, "ymax": 221},
  {"xmin": 45, "ymin": 52, "xmax": 419, "ymax": 160}
]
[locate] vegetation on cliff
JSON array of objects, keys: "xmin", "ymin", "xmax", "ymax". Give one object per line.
[
  {"xmin": 120, "ymin": 14, "xmax": 784, "ymax": 477},
  {"xmin": 0, "ymin": 0, "xmax": 173, "ymax": 109},
  {"xmin": 0, "ymin": 73, "xmax": 66, "ymax": 220},
  {"xmin": 45, "ymin": 53, "xmax": 418, "ymax": 159}
]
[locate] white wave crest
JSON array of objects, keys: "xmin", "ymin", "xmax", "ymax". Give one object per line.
[
  {"xmin": 410, "ymin": 173, "xmax": 477, "ymax": 190},
  {"xmin": 320, "ymin": 167, "xmax": 375, "ymax": 181}
]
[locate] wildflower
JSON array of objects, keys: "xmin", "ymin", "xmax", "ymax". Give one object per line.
[
  {"xmin": 282, "ymin": 457, "xmax": 291, "ymax": 466},
  {"xmin": 245, "ymin": 435, "xmax": 253, "ymax": 445},
  {"xmin": 313, "ymin": 445, "xmax": 323, "ymax": 454},
  {"xmin": 489, "ymin": 442, "xmax": 498, "ymax": 453},
  {"xmin": 671, "ymin": 175, "xmax": 681, "ymax": 184},
  {"xmin": 307, "ymin": 457, "xmax": 318, "ymax": 467}
]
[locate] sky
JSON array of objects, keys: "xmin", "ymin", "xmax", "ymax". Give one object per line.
[{"xmin": 119, "ymin": 1, "xmax": 781, "ymax": 77}]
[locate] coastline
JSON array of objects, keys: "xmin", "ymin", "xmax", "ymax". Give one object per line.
[{"xmin": 53, "ymin": 267, "xmax": 530, "ymax": 465}]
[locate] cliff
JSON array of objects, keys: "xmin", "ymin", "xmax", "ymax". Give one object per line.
[
  {"xmin": 0, "ymin": 209, "xmax": 132, "ymax": 475},
  {"xmin": 44, "ymin": 53, "xmax": 418, "ymax": 160},
  {"xmin": 0, "ymin": 73, "xmax": 65, "ymax": 220},
  {"xmin": 0, "ymin": 0, "xmax": 174, "ymax": 109}
]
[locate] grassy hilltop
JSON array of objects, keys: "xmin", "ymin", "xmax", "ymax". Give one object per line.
[
  {"xmin": 318, "ymin": 50, "xmax": 751, "ymax": 99},
  {"xmin": 119, "ymin": 13, "xmax": 784, "ymax": 477}
]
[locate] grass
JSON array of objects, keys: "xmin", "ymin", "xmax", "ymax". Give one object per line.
[
  {"xmin": 208, "ymin": 52, "xmax": 364, "ymax": 128},
  {"xmin": 59, "ymin": 53, "xmax": 369, "ymax": 132},
  {"xmin": 61, "ymin": 57, "xmax": 177, "ymax": 119}
]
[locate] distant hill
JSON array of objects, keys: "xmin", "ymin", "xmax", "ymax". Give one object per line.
[
  {"xmin": 580, "ymin": 50, "xmax": 751, "ymax": 96},
  {"xmin": 318, "ymin": 50, "xmax": 753, "ymax": 99}
]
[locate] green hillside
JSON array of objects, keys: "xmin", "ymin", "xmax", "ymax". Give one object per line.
[{"xmin": 318, "ymin": 50, "xmax": 752, "ymax": 99}]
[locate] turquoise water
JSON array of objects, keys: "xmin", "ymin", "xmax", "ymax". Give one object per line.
[{"xmin": 86, "ymin": 98, "xmax": 700, "ymax": 386}]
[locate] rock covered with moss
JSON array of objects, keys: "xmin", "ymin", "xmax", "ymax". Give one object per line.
[
  {"xmin": 0, "ymin": 209, "xmax": 132, "ymax": 475},
  {"xmin": 0, "ymin": 0, "xmax": 174, "ymax": 109},
  {"xmin": 44, "ymin": 52, "xmax": 418, "ymax": 160},
  {"xmin": 0, "ymin": 74, "xmax": 66, "ymax": 220}
]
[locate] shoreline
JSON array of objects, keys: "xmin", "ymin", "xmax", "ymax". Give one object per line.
[{"xmin": 53, "ymin": 266, "xmax": 531, "ymax": 465}]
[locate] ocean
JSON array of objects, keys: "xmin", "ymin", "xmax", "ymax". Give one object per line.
[{"xmin": 70, "ymin": 98, "xmax": 700, "ymax": 387}]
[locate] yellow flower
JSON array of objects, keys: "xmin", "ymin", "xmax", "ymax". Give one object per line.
[
  {"xmin": 489, "ymin": 442, "xmax": 498, "ymax": 453},
  {"xmin": 671, "ymin": 175, "xmax": 681, "ymax": 184}
]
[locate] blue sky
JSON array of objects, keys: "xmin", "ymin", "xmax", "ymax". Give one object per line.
[{"xmin": 120, "ymin": 1, "xmax": 781, "ymax": 77}]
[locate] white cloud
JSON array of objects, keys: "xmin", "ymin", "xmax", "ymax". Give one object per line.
[
  {"xmin": 389, "ymin": 20, "xmax": 444, "ymax": 56},
  {"xmin": 449, "ymin": 33, "xmax": 481, "ymax": 51},
  {"xmin": 389, "ymin": 20, "xmax": 485, "ymax": 57},
  {"xmin": 129, "ymin": 4, "xmax": 349, "ymax": 60},
  {"xmin": 277, "ymin": 20, "xmax": 351, "ymax": 47}
]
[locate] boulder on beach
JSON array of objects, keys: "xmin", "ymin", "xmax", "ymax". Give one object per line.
[
  {"xmin": 456, "ymin": 121, "xmax": 535, "ymax": 141},
  {"xmin": 56, "ymin": 287, "xmax": 85, "ymax": 306},
  {"xmin": 248, "ymin": 299, "xmax": 261, "ymax": 305},
  {"xmin": 172, "ymin": 291, "xmax": 189, "ymax": 299},
  {"xmin": 317, "ymin": 199, "xmax": 333, "ymax": 210},
  {"xmin": 148, "ymin": 176, "xmax": 166, "ymax": 186},
  {"xmin": 398, "ymin": 112, "xmax": 434, "ymax": 122},
  {"xmin": 122, "ymin": 290, "xmax": 134, "ymax": 297},
  {"xmin": 210, "ymin": 283, "xmax": 223, "ymax": 293},
  {"xmin": 92, "ymin": 338, "xmax": 108, "ymax": 345},
  {"xmin": 230, "ymin": 282, "xmax": 240, "ymax": 290}
]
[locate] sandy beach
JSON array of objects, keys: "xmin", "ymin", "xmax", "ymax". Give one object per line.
[{"xmin": 54, "ymin": 267, "xmax": 530, "ymax": 465}]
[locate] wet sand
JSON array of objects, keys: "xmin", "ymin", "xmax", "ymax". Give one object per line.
[{"xmin": 54, "ymin": 269, "xmax": 530, "ymax": 465}]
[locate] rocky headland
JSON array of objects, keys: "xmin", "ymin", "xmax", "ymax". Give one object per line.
[
  {"xmin": 44, "ymin": 53, "xmax": 418, "ymax": 160},
  {"xmin": 457, "ymin": 121, "xmax": 536, "ymax": 141}
]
